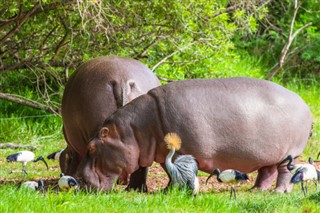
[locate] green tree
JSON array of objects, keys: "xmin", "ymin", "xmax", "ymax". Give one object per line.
[
  {"xmin": 236, "ymin": 0, "xmax": 320, "ymax": 80},
  {"xmin": 0, "ymin": 0, "xmax": 267, "ymax": 113}
]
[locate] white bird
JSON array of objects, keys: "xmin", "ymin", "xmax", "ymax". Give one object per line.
[
  {"xmin": 290, "ymin": 158, "xmax": 320, "ymax": 196},
  {"xmin": 206, "ymin": 168, "xmax": 249, "ymax": 199},
  {"xmin": 164, "ymin": 132, "xmax": 199, "ymax": 195},
  {"xmin": 6, "ymin": 150, "xmax": 49, "ymax": 177},
  {"xmin": 20, "ymin": 179, "xmax": 45, "ymax": 192},
  {"xmin": 47, "ymin": 149, "xmax": 64, "ymax": 161},
  {"xmin": 58, "ymin": 173, "xmax": 79, "ymax": 191}
]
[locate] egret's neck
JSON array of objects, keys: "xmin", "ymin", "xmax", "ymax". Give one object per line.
[{"xmin": 287, "ymin": 158, "xmax": 294, "ymax": 170}]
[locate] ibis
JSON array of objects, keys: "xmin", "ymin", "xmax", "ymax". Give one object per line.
[
  {"xmin": 20, "ymin": 179, "xmax": 45, "ymax": 192},
  {"xmin": 164, "ymin": 132, "xmax": 199, "ymax": 195},
  {"xmin": 47, "ymin": 149, "xmax": 64, "ymax": 161},
  {"xmin": 58, "ymin": 173, "xmax": 79, "ymax": 191},
  {"xmin": 206, "ymin": 168, "xmax": 249, "ymax": 199},
  {"xmin": 290, "ymin": 158, "xmax": 320, "ymax": 196},
  {"xmin": 6, "ymin": 150, "xmax": 49, "ymax": 177},
  {"xmin": 279, "ymin": 155, "xmax": 313, "ymax": 174}
]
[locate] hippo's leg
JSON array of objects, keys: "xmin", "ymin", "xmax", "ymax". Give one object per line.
[
  {"xmin": 59, "ymin": 146, "xmax": 81, "ymax": 176},
  {"xmin": 274, "ymin": 163, "xmax": 293, "ymax": 193},
  {"xmin": 125, "ymin": 167, "xmax": 148, "ymax": 192},
  {"xmin": 253, "ymin": 165, "xmax": 278, "ymax": 191}
]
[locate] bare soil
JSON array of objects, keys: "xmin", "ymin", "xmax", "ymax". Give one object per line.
[{"xmin": 1, "ymin": 161, "xmax": 320, "ymax": 193}]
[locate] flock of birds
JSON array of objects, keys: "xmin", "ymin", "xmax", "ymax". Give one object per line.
[
  {"xmin": 4, "ymin": 134, "xmax": 320, "ymax": 198},
  {"xmin": 6, "ymin": 149, "xmax": 79, "ymax": 192}
]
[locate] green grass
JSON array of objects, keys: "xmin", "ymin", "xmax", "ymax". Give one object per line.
[{"xmin": 0, "ymin": 184, "xmax": 320, "ymax": 212}]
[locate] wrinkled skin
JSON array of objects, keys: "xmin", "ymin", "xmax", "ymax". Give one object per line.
[
  {"xmin": 60, "ymin": 56, "xmax": 160, "ymax": 191},
  {"xmin": 80, "ymin": 78, "xmax": 313, "ymax": 192}
]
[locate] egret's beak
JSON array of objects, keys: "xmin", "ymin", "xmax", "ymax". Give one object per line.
[{"xmin": 33, "ymin": 156, "xmax": 49, "ymax": 170}]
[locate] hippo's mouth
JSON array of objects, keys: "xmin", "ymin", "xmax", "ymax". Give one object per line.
[
  {"xmin": 84, "ymin": 171, "xmax": 119, "ymax": 191},
  {"xmin": 80, "ymin": 158, "xmax": 111, "ymax": 190}
]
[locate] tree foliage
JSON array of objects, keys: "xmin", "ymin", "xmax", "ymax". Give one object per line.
[
  {"xmin": 2, "ymin": 0, "xmax": 314, "ymax": 113},
  {"xmin": 237, "ymin": 0, "xmax": 320, "ymax": 80}
]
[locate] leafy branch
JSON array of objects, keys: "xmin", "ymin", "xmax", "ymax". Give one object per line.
[{"xmin": 266, "ymin": 0, "xmax": 312, "ymax": 80}]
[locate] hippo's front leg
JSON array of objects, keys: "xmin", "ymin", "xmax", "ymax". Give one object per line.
[
  {"xmin": 274, "ymin": 164, "xmax": 293, "ymax": 193},
  {"xmin": 60, "ymin": 146, "xmax": 81, "ymax": 176},
  {"xmin": 125, "ymin": 167, "xmax": 148, "ymax": 192},
  {"xmin": 253, "ymin": 165, "xmax": 278, "ymax": 191}
]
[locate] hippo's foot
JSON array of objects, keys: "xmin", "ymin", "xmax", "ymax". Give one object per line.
[
  {"xmin": 253, "ymin": 165, "xmax": 278, "ymax": 191},
  {"xmin": 274, "ymin": 164, "xmax": 293, "ymax": 193},
  {"xmin": 125, "ymin": 167, "xmax": 148, "ymax": 192}
]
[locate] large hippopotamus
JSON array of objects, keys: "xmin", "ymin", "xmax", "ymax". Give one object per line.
[
  {"xmin": 79, "ymin": 77, "xmax": 312, "ymax": 192},
  {"xmin": 60, "ymin": 56, "xmax": 160, "ymax": 191}
]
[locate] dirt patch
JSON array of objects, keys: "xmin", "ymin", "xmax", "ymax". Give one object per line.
[{"xmin": 1, "ymin": 161, "xmax": 319, "ymax": 193}]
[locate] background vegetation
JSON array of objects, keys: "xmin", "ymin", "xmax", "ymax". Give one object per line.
[{"xmin": 0, "ymin": 0, "xmax": 319, "ymax": 212}]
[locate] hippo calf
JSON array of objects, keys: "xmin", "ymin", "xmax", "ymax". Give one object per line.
[
  {"xmin": 60, "ymin": 56, "xmax": 160, "ymax": 191},
  {"xmin": 80, "ymin": 78, "xmax": 312, "ymax": 192}
]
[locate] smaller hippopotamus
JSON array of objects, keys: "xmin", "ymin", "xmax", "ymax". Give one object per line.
[
  {"xmin": 79, "ymin": 78, "xmax": 312, "ymax": 192},
  {"xmin": 60, "ymin": 56, "xmax": 160, "ymax": 191}
]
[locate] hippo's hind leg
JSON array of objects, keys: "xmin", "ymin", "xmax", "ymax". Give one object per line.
[
  {"xmin": 126, "ymin": 167, "xmax": 148, "ymax": 192},
  {"xmin": 253, "ymin": 165, "xmax": 278, "ymax": 191},
  {"xmin": 274, "ymin": 163, "xmax": 293, "ymax": 193}
]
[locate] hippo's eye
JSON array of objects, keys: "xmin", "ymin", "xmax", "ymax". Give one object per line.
[{"xmin": 88, "ymin": 143, "xmax": 96, "ymax": 155}]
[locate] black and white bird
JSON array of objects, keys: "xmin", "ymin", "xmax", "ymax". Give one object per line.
[
  {"xmin": 206, "ymin": 168, "xmax": 249, "ymax": 199},
  {"xmin": 58, "ymin": 173, "xmax": 79, "ymax": 191},
  {"xmin": 164, "ymin": 132, "xmax": 199, "ymax": 195},
  {"xmin": 290, "ymin": 157, "xmax": 320, "ymax": 196},
  {"xmin": 47, "ymin": 149, "xmax": 64, "ymax": 161},
  {"xmin": 19, "ymin": 179, "xmax": 45, "ymax": 192},
  {"xmin": 6, "ymin": 150, "xmax": 49, "ymax": 176},
  {"xmin": 279, "ymin": 155, "xmax": 313, "ymax": 174}
]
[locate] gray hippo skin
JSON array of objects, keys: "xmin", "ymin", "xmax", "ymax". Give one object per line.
[
  {"xmin": 80, "ymin": 78, "xmax": 313, "ymax": 192},
  {"xmin": 60, "ymin": 56, "xmax": 160, "ymax": 191}
]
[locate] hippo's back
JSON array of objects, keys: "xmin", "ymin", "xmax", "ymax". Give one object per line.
[
  {"xmin": 148, "ymin": 78, "xmax": 312, "ymax": 172},
  {"xmin": 62, "ymin": 56, "xmax": 160, "ymax": 156}
]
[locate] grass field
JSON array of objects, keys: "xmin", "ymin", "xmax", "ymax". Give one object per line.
[
  {"xmin": 0, "ymin": 55, "xmax": 320, "ymax": 212},
  {"xmin": 0, "ymin": 179, "xmax": 320, "ymax": 212}
]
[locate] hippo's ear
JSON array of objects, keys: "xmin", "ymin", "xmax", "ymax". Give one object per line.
[
  {"xmin": 127, "ymin": 80, "xmax": 141, "ymax": 96},
  {"xmin": 99, "ymin": 127, "xmax": 109, "ymax": 139}
]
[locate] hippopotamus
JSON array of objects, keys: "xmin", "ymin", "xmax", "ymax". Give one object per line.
[
  {"xmin": 60, "ymin": 56, "xmax": 160, "ymax": 191},
  {"xmin": 79, "ymin": 77, "xmax": 313, "ymax": 192}
]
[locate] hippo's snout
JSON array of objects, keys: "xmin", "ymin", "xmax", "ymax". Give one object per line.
[{"xmin": 79, "ymin": 156, "xmax": 117, "ymax": 191}]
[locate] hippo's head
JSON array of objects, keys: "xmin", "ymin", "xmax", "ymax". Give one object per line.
[{"xmin": 79, "ymin": 124, "xmax": 140, "ymax": 191}]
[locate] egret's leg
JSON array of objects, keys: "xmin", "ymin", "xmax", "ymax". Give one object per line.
[
  {"xmin": 301, "ymin": 182, "xmax": 306, "ymax": 197},
  {"xmin": 21, "ymin": 164, "xmax": 28, "ymax": 178},
  {"xmin": 230, "ymin": 186, "xmax": 236, "ymax": 199},
  {"xmin": 305, "ymin": 182, "xmax": 308, "ymax": 195}
]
